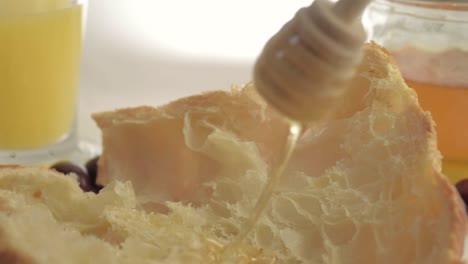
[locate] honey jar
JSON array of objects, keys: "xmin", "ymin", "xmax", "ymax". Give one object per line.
[{"xmin": 363, "ymin": 0, "xmax": 468, "ymax": 182}]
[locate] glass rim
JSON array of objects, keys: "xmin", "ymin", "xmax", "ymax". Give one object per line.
[
  {"xmin": 371, "ymin": 0, "xmax": 468, "ymax": 22},
  {"xmin": 0, "ymin": 1, "xmax": 83, "ymax": 17},
  {"xmin": 375, "ymin": 0, "xmax": 468, "ymax": 10}
]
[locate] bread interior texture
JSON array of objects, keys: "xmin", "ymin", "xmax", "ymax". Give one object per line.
[{"xmin": 0, "ymin": 43, "xmax": 465, "ymax": 264}]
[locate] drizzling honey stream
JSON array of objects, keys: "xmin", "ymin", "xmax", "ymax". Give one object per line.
[
  {"xmin": 220, "ymin": 0, "xmax": 373, "ymax": 261},
  {"xmin": 222, "ymin": 122, "xmax": 304, "ymax": 260}
]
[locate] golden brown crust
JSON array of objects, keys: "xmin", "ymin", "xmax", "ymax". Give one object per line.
[
  {"xmin": 437, "ymin": 170, "xmax": 467, "ymax": 260},
  {"xmin": 0, "ymin": 226, "xmax": 36, "ymax": 264},
  {"xmin": 0, "ymin": 165, "xmax": 20, "ymax": 169},
  {"xmin": 0, "ymin": 250, "xmax": 36, "ymax": 264}
]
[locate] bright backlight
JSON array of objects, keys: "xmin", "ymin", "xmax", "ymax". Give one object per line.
[{"xmin": 105, "ymin": 1, "xmax": 313, "ymax": 61}]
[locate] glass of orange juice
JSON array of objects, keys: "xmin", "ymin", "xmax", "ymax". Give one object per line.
[
  {"xmin": 363, "ymin": 0, "xmax": 468, "ymax": 183},
  {"xmin": 0, "ymin": 0, "xmax": 97, "ymax": 165}
]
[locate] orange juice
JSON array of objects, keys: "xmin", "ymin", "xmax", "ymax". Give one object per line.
[
  {"xmin": 392, "ymin": 48, "xmax": 468, "ymax": 183},
  {"xmin": 0, "ymin": 4, "xmax": 82, "ymax": 149}
]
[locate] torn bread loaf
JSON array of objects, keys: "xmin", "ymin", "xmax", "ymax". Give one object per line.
[
  {"xmin": 93, "ymin": 43, "xmax": 468, "ymax": 263},
  {"xmin": 0, "ymin": 43, "xmax": 466, "ymax": 264}
]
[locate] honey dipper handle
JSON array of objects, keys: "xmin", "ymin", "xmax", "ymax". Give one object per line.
[
  {"xmin": 253, "ymin": 0, "xmax": 373, "ymax": 122},
  {"xmin": 333, "ymin": 0, "xmax": 374, "ymax": 22}
]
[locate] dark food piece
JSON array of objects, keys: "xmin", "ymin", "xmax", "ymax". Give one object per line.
[
  {"xmin": 50, "ymin": 161, "xmax": 93, "ymax": 193},
  {"xmin": 85, "ymin": 156, "xmax": 99, "ymax": 185},
  {"xmin": 91, "ymin": 184, "xmax": 104, "ymax": 193},
  {"xmin": 455, "ymin": 179, "xmax": 468, "ymax": 213}
]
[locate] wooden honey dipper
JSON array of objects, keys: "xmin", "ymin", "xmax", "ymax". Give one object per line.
[
  {"xmin": 254, "ymin": 0, "xmax": 372, "ymax": 122},
  {"xmin": 221, "ymin": 0, "xmax": 373, "ymax": 260}
]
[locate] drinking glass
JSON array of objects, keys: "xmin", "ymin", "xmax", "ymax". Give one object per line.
[
  {"xmin": 0, "ymin": 0, "xmax": 99, "ymax": 165},
  {"xmin": 363, "ymin": 0, "xmax": 468, "ymax": 183}
]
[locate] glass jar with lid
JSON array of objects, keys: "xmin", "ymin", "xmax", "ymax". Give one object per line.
[{"xmin": 363, "ymin": 0, "xmax": 468, "ymax": 183}]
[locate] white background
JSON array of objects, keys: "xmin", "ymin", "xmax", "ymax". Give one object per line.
[{"xmin": 78, "ymin": 0, "xmax": 312, "ymax": 144}]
